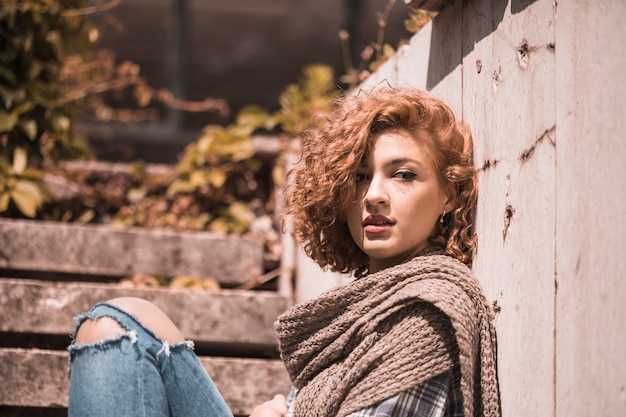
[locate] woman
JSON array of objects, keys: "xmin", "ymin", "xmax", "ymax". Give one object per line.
[{"xmin": 67, "ymin": 88, "xmax": 500, "ymax": 417}]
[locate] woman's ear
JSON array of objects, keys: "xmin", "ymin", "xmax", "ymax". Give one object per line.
[{"xmin": 442, "ymin": 183, "xmax": 457, "ymax": 214}]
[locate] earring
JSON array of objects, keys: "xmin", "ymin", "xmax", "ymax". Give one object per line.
[{"xmin": 439, "ymin": 210, "xmax": 446, "ymax": 224}]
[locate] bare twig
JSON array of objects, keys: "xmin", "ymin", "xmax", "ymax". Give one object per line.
[
  {"xmin": 60, "ymin": 76, "xmax": 139, "ymax": 104},
  {"xmin": 374, "ymin": 0, "xmax": 397, "ymax": 60},
  {"xmin": 339, "ymin": 30, "xmax": 354, "ymax": 78},
  {"xmin": 236, "ymin": 268, "xmax": 282, "ymax": 291},
  {"xmin": 62, "ymin": 0, "xmax": 122, "ymax": 17},
  {"xmin": 154, "ymin": 89, "xmax": 229, "ymax": 116}
]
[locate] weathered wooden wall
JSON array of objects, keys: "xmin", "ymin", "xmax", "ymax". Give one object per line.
[{"xmin": 296, "ymin": 0, "xmax": 626, "ymax": 415}]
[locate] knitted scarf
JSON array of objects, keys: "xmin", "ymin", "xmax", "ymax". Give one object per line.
[{"xmin": 275, "ymin": 251, "xmax": 501, "ymax": 417}]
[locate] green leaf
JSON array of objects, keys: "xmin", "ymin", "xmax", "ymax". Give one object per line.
[
  {"xmin": 75, "ymin": 209, "xmax": 95, "ymax": 224},
  {"xmin": 0, "ymin": 85, "xmax": 26, "ymax": 109},
  {"xmin": 11, "ymin": 179, "xmax": 43, "ymax": 217},
  {"xmin": 127, "ymin": 187, "xmax": 147, "ymax": 203},
  {"xmin": 18, "ymin": 119, "xmax": 38, "ymax": 140},
  {"xmin": 19, "ymin": 167, "xmax": 43, "ymax": 181},
  {"xmin": 212, "ymin": 128, "xmax": 255, "ymax": 161},
  {"xmin": 12, "ymin": 147, "xmax": 28, "ymax": 174},
  {"xmin": 0, "ymin": 192, "xmax": 10, "ymax": 212},
  {"xmin": 167, "ymin": 179, "xmax": 196, "ymax": 196},
  {"xmin": 272, "ymin": 164, "xmax": 285, "ymax": 188},
  {"xmin": 236, "ymin": 105, "xmax": 272, "ymax": 132},
  {"xmin": 51, "ymin": 113, "xmax": 70, "ymax": 132},
  {"xmin": 205, "ymin": 169, "xmax": 227, "ymax": 188},
  {"xmin": 0, "ymin": 65, "xmax": 17, "ymax": 85},
  {"xmin": 11, "ymin": 101, "xmax": 36, "ymax": 117},
  {"xmin": 45, "ymin": 30, "xmax": 64, "ymax": 60},
  {"xmin": 0, "ymin": 109, "xmax": 19, "ymax": 132},
  {"xmin": 0, "ymin": 156, "xmax": 11, "ymax": 175},
  {"xmin": 189, "ymin": 170, "xmax": 207, "ymax": 188},
  {"xmin": 209, "ymin": 201, "xmax": 254, "ymax": 234},
  {"xmin": 26, "ymin": 60, "xmax": 43, "ymax": 81},
  {"xmin": 301, "ymin": 64, "xmax": 335, "ymax": 99}
]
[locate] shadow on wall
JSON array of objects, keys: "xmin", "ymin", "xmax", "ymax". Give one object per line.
[
  {"xmin": 426, "ymin": 0, "xmax": 538, "ymax": 88},
  {"xmin": 511, "ymin": 0, "xmax": 538, "ymax": 14}
]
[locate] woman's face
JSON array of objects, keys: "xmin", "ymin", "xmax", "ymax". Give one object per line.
[{"xmin": 346, "ymin": 128, "xmax": 454, "ymax": 274}]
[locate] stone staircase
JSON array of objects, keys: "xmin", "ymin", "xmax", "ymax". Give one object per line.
[{"xmin": 0, "ymin": 218, "xmax": 292, "ymax": 417}]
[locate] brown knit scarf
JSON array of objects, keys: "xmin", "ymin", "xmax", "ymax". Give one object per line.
[{"xmin": 275, "ymin": 251, "xmax": 501, "ymax": 417}]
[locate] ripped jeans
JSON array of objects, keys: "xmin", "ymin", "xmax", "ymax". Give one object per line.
[{"xmin": 67, "ymin": 302, "xmax": 234, "ymax": 417}]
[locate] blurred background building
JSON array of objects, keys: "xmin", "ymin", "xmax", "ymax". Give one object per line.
[{"xmin": 82, "ymin": 0, "xmax": 414, "ymax": 162}]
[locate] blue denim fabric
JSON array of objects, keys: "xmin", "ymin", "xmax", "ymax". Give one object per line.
[{"xmin": 67, "ymin": 302, "xmax": 233, "ymax": 417}]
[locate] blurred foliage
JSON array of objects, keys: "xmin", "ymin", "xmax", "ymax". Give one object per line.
[
  {"xmin": 340, "ymin": 1, "xmax": 436, "ymax": 87},
  {"xmin": 0, "ymin": 0, "xmax": 422, "ymax": 237},
  {"xmin": 0, "ymin": 0, "xmax": 95, "ymax": 217},
  {"xmin": 0, "ymin": 0, "xmax": 227, "ymax": 220},
  {"xmin": 120, "ymin": 272, "xmax": 221, "ymax": 291},
  {"xmin": 370, "ymin": 7, "xmax": 437, "ymax": 70},
  {"xmin": 275, "ymin": 64, "xmax": 337, "ymax": 135},
  {"xmin": 404, "ymin": 8, "xmax": 438, "ymax": 34},
  {"xmin": 114, "ymin": 64, "xmax": 340, "ymax": 234},
  {"xmin": 0, "ymin": 149, "xmax": 52, "ymax": 217}
]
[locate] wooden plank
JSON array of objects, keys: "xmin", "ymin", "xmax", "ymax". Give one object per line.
[
  {"xmin": 0, "ymin": 348, "xmax": 291, "ymax": 416},
  {"xmin": 555, "ymin": 1, "xmax": 626, "ymax": 416},
  {"xmin": 0, "ymin": 279, "xmax": 286, "ymax": 348},
  {"xmin": 0, "ymin": 219, "xmax": 263, "ymax": 286}
]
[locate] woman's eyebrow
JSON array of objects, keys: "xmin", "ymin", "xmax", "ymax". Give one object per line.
[{"xmin": 383, "ymin": 157, "xmax": 425, "ymax": 169}]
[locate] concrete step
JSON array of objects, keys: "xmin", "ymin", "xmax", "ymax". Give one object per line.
[
  {"xmin": 0, "ymin": 218, "xmax": 264, "ymax": 287},
  {"xmin": 0, "ymin": 278, "xmax": 287, "ymax": 353},
  {"xmin": 0, "ymin": 213, "xmax": 289, "ymax": 415},
  {"xmin": 0, "ymin": 278, "xmax": 291, "ymax": 416},
  {"xmin": 0, "ymin": 348, "xmax": 291, "ymax": 416}
]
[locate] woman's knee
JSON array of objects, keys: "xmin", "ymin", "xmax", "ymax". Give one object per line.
[
  {"xmin": 75, "ymin": 297, "xmax": 185, "ymax": 344},
  {"xmin": 74, "ymin": 315, "xmax": 127, "ymax": 344},
  {"xmin": 107, "ymin": 297, "xmax": 185, "ymax": 343}
]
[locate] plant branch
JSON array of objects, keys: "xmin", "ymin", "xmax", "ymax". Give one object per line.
[
  {"xmin": 61, "ymin": 0, "xmax": 122, "ymax": 17},
  {"xmin": 60, "ymin": 76, "xmax": 138, "ymax": 104},
  {"xmin": 374, "ymin": 0, "xmax": 397, "ymax": 60}
]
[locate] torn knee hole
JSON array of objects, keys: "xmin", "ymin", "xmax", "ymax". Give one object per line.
[{"xmin": 74, "ymin": 316, "xmax": 129, "ymax": 344}]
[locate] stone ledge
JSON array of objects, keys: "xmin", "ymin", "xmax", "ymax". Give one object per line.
[
  {"xmin": 0, "ymin": 278, "xmax": 287, "ymax": 348},
  {"xmin": 0, "ymin": 218, "xmax": 263, "ymax": 286},
  {"xmin": 0, "ymin": 348, "xmax": 291, "ymax": 416}
]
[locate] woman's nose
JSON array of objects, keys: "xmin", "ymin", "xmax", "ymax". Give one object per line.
[{"xmin": 364, "ymin": 175, "xmax": 388, "ymax": 206}]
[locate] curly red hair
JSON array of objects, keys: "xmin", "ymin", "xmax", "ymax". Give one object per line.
[{"xmin": 285, "ymin": 87, "xmax": 478, "ymax": 277}]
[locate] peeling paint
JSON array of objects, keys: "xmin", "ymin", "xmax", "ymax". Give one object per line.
[
  {"xmin": 503, "ymin": 204, "xmax": 515, "ymax": 242},
  {"xmin": 479, "ymin": 159, "xmax": 500, "ymax": 172},
  {"xmin": 517, "ymin": 40, "xmax": 530, "ymax": 69},
  {"xmin": 492, "ymin": 65, "xmax": 502, "ymax": 92},
  {"xmin": 518, "ymin": 40, "xmax": 556, "ymax": 71}
]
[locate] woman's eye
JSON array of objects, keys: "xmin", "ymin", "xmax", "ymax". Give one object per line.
[{"xmin": 393, "ymin": 170, "xmax": 417, "ymax": 181}]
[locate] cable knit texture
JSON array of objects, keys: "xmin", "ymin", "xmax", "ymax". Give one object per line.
[{"xmin": 275, "ymin": 250, "xmax": 501, "ymax": 417}]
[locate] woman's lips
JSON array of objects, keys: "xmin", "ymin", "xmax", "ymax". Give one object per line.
[{"xmin": 363, "ymin": 215, "xmax": 394, "ymax": 234}]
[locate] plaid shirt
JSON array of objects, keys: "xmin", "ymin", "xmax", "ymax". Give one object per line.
[{"xmin": 285, "ymin": 371, "xmax": 463, "ymax": 417}]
